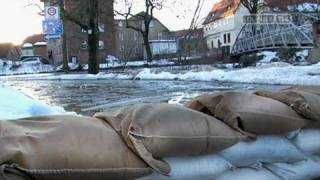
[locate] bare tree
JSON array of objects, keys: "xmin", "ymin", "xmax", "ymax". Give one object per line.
[
  {"xmin": 240, "ymin": 0, "xmax": 260, "ymax": 14},
  {"xmin": 115, "ymin": 0, "xmax": 165, "ymax": 63}
]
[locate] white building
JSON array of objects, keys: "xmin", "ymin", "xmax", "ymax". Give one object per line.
[
  {"xmin": 149, "ymin": 40, "xmax": 177, "ymax": 56},
  {"xmin": 203, "ymin": 0, "xmax": 249, "ymax": 52}
]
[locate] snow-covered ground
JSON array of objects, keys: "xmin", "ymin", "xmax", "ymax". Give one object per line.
[
  {"xmin": 0, "ymin": 58, "xmax": 175, "ymax": 75},
  {"xmin": 0, "ymin": 84, "xmax": 67, "ymax": 120},
  {"xmin": 3, "ymin": 62, "xmax": 320, "ymax": 86},
  {"xmin": 1, "ymin": 50, "xmax": 320, "ymax": 86},
  {"xmin": 0, "ymin": 59, "xmax": 55, "ymax": 75}
]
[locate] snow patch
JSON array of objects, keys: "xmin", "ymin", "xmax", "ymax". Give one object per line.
[
  {"xmin": 258, "ymin": 51, "xmax": 278, "ymax": 63},
  {"xmin": 0, "ymin": 84, "xmax": 67, "ymax": 120}
]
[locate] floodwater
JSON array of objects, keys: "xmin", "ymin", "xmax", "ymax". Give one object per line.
[{"xmin": 3, "ymin": 78, "xmax": 288, "ymax": 116}]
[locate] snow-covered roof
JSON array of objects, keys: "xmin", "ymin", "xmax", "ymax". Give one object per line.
[
  {"xmin": 22, "ymin": 43, "xmax": 33, "ymax": 48},
  {"xmin": 34, "ymin": 42, "xmax": 47, "ymax": 46}
]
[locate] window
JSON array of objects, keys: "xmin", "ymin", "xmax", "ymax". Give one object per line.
[
  {"xmin": 118, "ymin": 21, "xmax": 123, "ymax": 27},
  {"xmin": 120, "ymin": 45, "xmax": 124, "ymax": 52},
  {"xmin": 134, "ymin": 32, "xmax": 138, "ymax": 40},
  {"xmin": 135, "ymin": 47, "xmax": 139, "ymax": 54},
  {"xmin": 211, "ymin": 41, "xmax": 214, "ymax": 49},
  {"xmin": 150, "ymin": 20, "xmax": 154, "ymax": 28},
  {"xmin": 224, "ymin": 34, "xmax": 227, "ymax": 44},
  {"xmin": 119, "ymin": 33, "xmax": 124, "ymax": 41},
  {"xmin": 228, "ymin": 33, "xmax": 231, "ymax": 43},
  {"xmin": 99, "ymin": 24, "xmax": 105, "ymax": 33},
  {"xmin": 81, "ymin": 41, "xmax": 88, "ymax": 49},
  {"xmin": 99, "ymin": 41, "xmax": 104, "ymax": 49}
]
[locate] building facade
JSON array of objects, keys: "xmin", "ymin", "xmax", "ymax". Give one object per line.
[
  {"xmin": 203, "ymin": 0, "xmax": 249, "ymax": 53},
  {"xmin": 114, "ymin": 12, "xmax": 170, "ymax": 60},
  {"xmin": 41, "ymin": 0, "xmax": 116, "ymax": 65}
]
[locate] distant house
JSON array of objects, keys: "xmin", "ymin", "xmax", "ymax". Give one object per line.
[
  {"xmin": 149, "ymin": 39, "xmax": 177, "ymax": 58},
  {"xmin": 203, "ymin": 0, "xmax": 247, "ymax": 54},
  {"xmin": 166, "ymin": 28, "xmax": 207, "ymax": 57},
  {"xmin": 21, "ymin": 34, "xmax": 48, "ymax": 60},
  {"xmin": 115, "ymin": 12, "xmax": 170, "ymax": 60},
  {"xmin": 0, "ymin": 43, "xmax": 21, "ymax": 60},
  {"xmin": 203, "ymin": 0, "xmax": 320, "ymax": 54}
]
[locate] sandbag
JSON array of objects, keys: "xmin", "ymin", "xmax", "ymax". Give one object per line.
[
  {"xmin": 214, "ymin": 92, "xmax": 308, "ymax": 136},
  {"xmin": 219, "ymin": 136, "xmax": 306, "ymax": 167},
  {"xmin": 215, "ymin": 168, "xmax": 280, "ymax": 180},
  {"xmin": 95, "ymin": 104, "xmax": 243, "ymax": 175},
  {"xmin": 137, "ymin": 154, "xmax": 232, "ymax": 180},
  {"xmin": 265, "ymin": 158, "xmax": 320, "ymax": 180},
  {"xmin": 283, "ymin": 86, "xmax": 320, "ymax": 96},
  {"xmin": 255, "ymin": 90, "xmax": 320, "ymax": 122},
  {"xmin": 291, "ymin": 129, "xmax": 320, "ymax": 155},
  {"xmin": 185, "ymin": 92, "xmax": 225, "ymax": 116},
  {"xmin": 0, "ymin": 115, "xmax": 152, "ymax": 180}
]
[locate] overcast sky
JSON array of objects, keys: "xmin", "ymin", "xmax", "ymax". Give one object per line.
[{"xmin": 0, "ymin": 0, "xmax": 218, "ymax": 45}]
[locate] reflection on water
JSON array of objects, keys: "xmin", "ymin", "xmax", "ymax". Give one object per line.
[{"xmin": 4, "ymin": 79, "xmax": 288, "ymax": 116}]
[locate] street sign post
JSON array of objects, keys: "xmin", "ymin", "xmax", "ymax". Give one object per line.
[
  {"xmin": 45, "ymin": 6, "xmax": 60, "ymax": 20},
  {"xmin": 43, "ymin": 6, "xmax": 63, "ymax": 40}
]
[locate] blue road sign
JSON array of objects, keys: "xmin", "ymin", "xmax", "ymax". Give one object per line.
[
  {"xmin": 45, "ymin": 34, "xmax": 61, "ymax": 40},
  {"xmin": 43, "ymin": 20, "xmax": 64, "ymax": 35}
]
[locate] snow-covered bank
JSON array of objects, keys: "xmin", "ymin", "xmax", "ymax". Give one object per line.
[
  {"xmin": 0, "ymin": 58, "xmax": 175, "ymax": 76},
  {"xmin": 136, "ymin": 62, "xmax": 320, "ymax": 85},
  {"xmin": 0, "ymin": 59, "xmax": 55, "ymax": 75},
  {"xmin": 4, "ymin": 62, "xmax": 319, "ymax": 86},
  {"xmin": 0, "ymin": 85, "xmax": 67, "ymax": 120}
]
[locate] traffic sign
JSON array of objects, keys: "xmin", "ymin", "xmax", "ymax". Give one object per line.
[
  {"xmin": 45, "ymin": 34, "xmax": 61, "ymax": 40},
  {"xmin": 45, "ymin": 6, "xmax": 60, "ymax": 20},
  {"xmin": 43, "ymin": 20, "xmax": 64, "ymax": 35}
]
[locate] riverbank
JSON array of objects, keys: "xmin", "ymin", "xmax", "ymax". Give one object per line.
[{"xmin": 2, "ymin": 62, "xmax": 320, "ymax": 86}]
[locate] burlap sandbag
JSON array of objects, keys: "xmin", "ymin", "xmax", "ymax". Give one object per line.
[
  {"xmin": 255, "ymin": 90, "xmax": 320, "ymax": 122},
  {"xmin": 214, "ymin": 92, "xmax": 308, "ymax": 136},
  {"xmin": 95, "ymin": 103, "xmax": 243, "ymax": 175},
  {"xmin": 0, "ymin": 115, "xmax": 152, "ymax": 180},
  {"xmin": 185, "ymin": 92, "xmax": 225, "ymax": 116},
  {"xmin": 284, "ymin": 86, "xmax": 320, "ymax": 96}
]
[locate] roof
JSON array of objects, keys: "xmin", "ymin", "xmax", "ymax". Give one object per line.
[
  {"xmin": 0, "ymin": 43, "xmax": 14, "ymax": 58},
  {"xmin": 23, "ymin": 34, "xmax": 46, "ymax": 45},
  {"xmin": 22, "ymin": 43, "xmax": 33, "ymax": 48},
  {"xmin": 203, "ymin": 0, "xmax": 241, "ymax": 25},
  {"xmin": 167, "ymin": 28, "xmax": 204, "ymax": 38},
  {"xmin": 126, "ymin": 11, "xmax": 170, "ymax": 31}
]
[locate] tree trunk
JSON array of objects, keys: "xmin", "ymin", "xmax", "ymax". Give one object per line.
[
  {"xmin": 61, "ymin": 0, "xmax": 69, "ymax": 73},
  {"xmin": 143, "ymin": 32, "xmax": 152, "ymax": 63},
  {"xmin": 88, "ymin": 0, "xmax": 99, "ymax": 74}
]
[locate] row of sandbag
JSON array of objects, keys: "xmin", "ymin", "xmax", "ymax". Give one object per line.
[
  {"xmin": 94, "ymin": 85, "xmax": 320, "ymax": 176},
  {"xmin": 138, "ymin": 129, "xmax": 320, "ymax": 180},
  {"xmin": 1, "ymin": 86, "xmax": 319, "ymax": 180}
]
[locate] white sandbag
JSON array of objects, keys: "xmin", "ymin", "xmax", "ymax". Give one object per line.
[
  {"xmin": 138, "ymin": 154, "xmax": 232, "ymax": 180},
  {"xmin": 265, "ymin": 158, "xmax": 320, "ymax": 180},
  {"xmin": 215, "ymin": 168, "xmax": 280, "ymax": 180},
  {"xmin": 291, "ymin": 129, "xmax": 320, "ymax": 155},
  {"xmin": 219, "ymin": 136, "xmax": 306, "ymax": 167}
]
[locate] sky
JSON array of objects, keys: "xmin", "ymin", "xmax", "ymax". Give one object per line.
[{"xmin": 0, "ymin": 0, "xmax": 218, "ymax": 45}]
